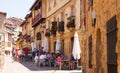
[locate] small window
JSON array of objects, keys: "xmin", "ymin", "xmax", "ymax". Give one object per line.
[
  {"xmin": 88, "ymin": 35, "xmax": 92, "ymax": 68},
  {"xmin": 36, "ymin": 32, "xmax": 41, "ymax": 40}
]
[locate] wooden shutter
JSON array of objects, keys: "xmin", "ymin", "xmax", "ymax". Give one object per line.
[{"xmin": 106, "ymin": 15, "xmax": 117, "ymax": 73}]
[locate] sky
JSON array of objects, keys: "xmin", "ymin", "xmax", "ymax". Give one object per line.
[{"xmin": 0, "ymin": 0, "xmax": 35, "ymax": 19}]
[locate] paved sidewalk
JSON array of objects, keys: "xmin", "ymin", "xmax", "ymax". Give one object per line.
[{"xmin": 0, "ymin": 56, "xmax": 82, "ymax": 73}]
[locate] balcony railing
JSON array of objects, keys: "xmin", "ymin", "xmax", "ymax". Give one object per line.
[{"xmin": 32, "ymin": 12, "xmax": 42, "ymax": 26}]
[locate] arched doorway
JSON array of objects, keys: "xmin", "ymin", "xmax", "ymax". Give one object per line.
[{"xmin": 96, "ymin": 29, "xmax": 102, "ymax": 73}]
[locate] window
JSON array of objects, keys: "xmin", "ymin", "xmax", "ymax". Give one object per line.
[
  {"xmin": 8, "ymin": 34, "xmax": 11, "ymax": 41},
  {"xmin": 88, "ymin": 35, "xmax": 92, "ymax": 68},
  {"xmin": 36, "ymin": 32, "xmax": 41, "ymax": 40}
]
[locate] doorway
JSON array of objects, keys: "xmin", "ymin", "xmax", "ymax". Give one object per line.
[{"xmin": 106, "ymin": 15, "xmax": 117, "ymax": 73}]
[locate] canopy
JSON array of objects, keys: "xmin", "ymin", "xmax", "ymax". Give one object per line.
[{"xmin": 72, "ymin": 32, "xmax": 81, "ymax": 60}]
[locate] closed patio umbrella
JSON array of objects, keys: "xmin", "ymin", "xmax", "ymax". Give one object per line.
[
  {"xmin": 56, "ymin": 39, "xmax": 61, "ymax": 53},
  {"xmin": 72, "ymin": 32, "xmax": 81, "ymax": 67},
  {"xmin": 42, "ymin": 38, "xmax": 49, "ymax": 52}
]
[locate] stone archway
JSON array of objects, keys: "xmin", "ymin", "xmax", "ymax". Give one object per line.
[{"xmin": 96, "ymin": 29, "xmax": 102, "ymax": 73}]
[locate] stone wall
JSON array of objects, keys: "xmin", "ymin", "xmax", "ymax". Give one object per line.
[
  {"xmin": 0, "ymin": 12, "xmax": 6, "ymax": 69},
  {"xmin": 45, "ymin": 0, "xmax": 81, "ymax": 59},
  {"xmin": 80, "ymin": 0, "xmax": 120, "ymax": 73}
]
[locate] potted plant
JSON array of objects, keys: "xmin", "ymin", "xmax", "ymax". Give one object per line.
[{"xmin": 66, "ymin": 19, "xmax": 75, "ymax": 30}]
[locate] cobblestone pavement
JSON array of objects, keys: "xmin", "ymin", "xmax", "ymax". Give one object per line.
[{"xmin": 0, "ymin": 56, "xmax": 82, "ymax": 73}]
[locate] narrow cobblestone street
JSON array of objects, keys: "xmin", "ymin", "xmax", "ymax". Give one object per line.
[{"xmin": 0, "ymin": 56, "xmax": 82, "ymax": 73}]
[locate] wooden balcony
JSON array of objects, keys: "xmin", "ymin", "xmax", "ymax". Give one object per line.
[{"xmin": 32, "ymin": 12, "xmax": 42, "ymax": 26}]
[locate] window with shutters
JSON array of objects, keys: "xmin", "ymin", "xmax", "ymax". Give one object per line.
[{"xmin": 106, "ymin": 15, "xmax": 117, "ymax": 73}]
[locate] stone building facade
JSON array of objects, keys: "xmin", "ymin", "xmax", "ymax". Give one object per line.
[
  {"xmin": 20, "ymin": 0, "xmax": 120, "ymax": 73},
  {"xmin": 45, "ymin": 0, "xmax": 81, "ymax": 58},
  {"xmin": 4, "ymin": 17, "xmax": 23, "ymax": 55},
  {"xmin": 21, "ymin": 0, "xmax": 81, "ymax": 65},
  {"xmin": 80, "ymin": 0, "xmax": 120, "ymax": 73},
  {"xmin": 28, "ymin": 0, "xmax": 81, "ymax": 58},
  {"xmin": 0, "ymin": 12, "xmax": 6, "ymax": 69},
  {"xmin": 26, "ymin": 0, "xmax": 46, "ymax": 50}
]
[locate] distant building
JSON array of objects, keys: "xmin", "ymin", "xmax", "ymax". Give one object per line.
[
  {"xmin": 4, "ymin": 17, "xmax": 23, "ymax": 56},
  {"xmin": 0, "ymin": 11, "xmax": 6, "ymax": 69}
]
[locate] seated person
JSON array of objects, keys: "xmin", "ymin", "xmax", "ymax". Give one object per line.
[
  {"xmin": 70, "ymin": 54, "xmax": 75, "ymax": 61},
  {"xmin": 50, "ymin": 53, "xmax": 56, "ymax": 67},
  {"xmin": 34, "ymin": 54, "xmax": 39, "ymax": 65},
  {"xmin": 70, "ymin": 54, "xmax": 76, "ymax": 69},
  {"xmin": 39, "ymin": 52, "xmax": 46, "ymax": 66}
]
